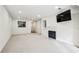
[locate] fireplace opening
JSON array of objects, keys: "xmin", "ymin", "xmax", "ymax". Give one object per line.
[{"xmin": 48, "ymin": 30, "xmax": 56, "ymax": 39}]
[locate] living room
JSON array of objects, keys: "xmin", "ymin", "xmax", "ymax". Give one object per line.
[{"xmin": 0, "ymin": 5, "xmax": 79, "ymax": 53}]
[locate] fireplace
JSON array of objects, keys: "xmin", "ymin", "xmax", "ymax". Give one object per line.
[{"xmin": 48, "ymin": 30, "xmax": 56, "ymax": 39}]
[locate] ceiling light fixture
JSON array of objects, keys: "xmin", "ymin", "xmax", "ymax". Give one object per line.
[
  {"xmin": 55, "ymin": 6, "xmax": 59, "ymax": 9},
  {"xmin": 18, "ymin": 10, "xmax": 22, "ymax": 14},
  {"xmin": 55, "ymin": 6, "xmax": 61, "ymax": 10}
]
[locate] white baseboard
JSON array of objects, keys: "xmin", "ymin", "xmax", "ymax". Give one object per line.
[
  {"xmin": 12, "ymin": 33, "xmax": 30, "ymax": 36},
  {"xmin": 0, "ymin": 35, "xmax": 12, "ymax": 52},
  {"xmin": 57, "ymin": 39, "xmax": 73, "ymax": 45}
]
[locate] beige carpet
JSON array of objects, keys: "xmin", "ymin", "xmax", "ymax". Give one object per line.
[{"xmin": 2, "ymin": 34, "xmax": 79, "ymax": 53}]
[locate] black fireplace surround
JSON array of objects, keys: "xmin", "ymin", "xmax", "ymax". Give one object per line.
[{"xmin": 48, "ymin": 30, "xmax": 56, "ymax": 39}]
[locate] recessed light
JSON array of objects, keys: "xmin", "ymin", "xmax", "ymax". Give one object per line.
[
  {"xmin": 55, "ymin": 6, "xmax": 59, "ymax": 9},
  {"xmin": 54, "ymin": 6, "xmax": 61, "ymax": 10},
  {"xmin": 18, "ymin": 10, "xmax": 22, "ymax": 14}
]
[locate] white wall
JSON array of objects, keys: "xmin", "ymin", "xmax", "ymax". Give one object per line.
[
  {"xmin": 12, "ymin": 19, "xmax": 42, "ymax": 35},
  {"xmin": 41, "ymin": 16, "xmax": 57, "ymax": 38},
  {"xmin": 72, "ymin": 8, "xmax": 79, "ymax": 47},
  {"xmin": 57, "ymin": 21, "xmax": 73, "ymax": 44},
  {"xmin": 36, "ymin": 20, "xmax": 41, "ymax": 34},
  {"xmin": 12, "ymin": 20, "xmax": 32, "ymax": 35},
  {"xmin": 41, "ymin": 6, "xmax": 79, "ymax": 45},
  {"xmin": 0, "ymin": 6, "xmax": 12, "ymax": 52},
  {"xmin": 73, "ymin": 14, "xmax": 79, "ymax": 46},
  {"xmin": 46, "ymin": 15, "xmax": 57, "ymax": 27},
  {"xmin": 56, "ymin": 8, "xmax": 74, "ymax": 44}
]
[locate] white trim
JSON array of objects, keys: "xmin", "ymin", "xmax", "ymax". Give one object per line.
[
  {"xmin": 0, "ymin": 35, "xmax": 12, "ymax": 52},
  {"xmin": 57, "ymin": 39, "xmax": 73, "ymax": 45}
]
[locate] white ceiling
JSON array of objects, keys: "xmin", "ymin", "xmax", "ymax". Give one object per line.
[{"xmin": 5, "ymin": 5, "xmax": 71, "ymax": 20}]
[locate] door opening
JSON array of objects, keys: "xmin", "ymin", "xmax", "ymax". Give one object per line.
[{"xmin": 31, "ymin": 21, "xmax": 37, "ymax": 33}]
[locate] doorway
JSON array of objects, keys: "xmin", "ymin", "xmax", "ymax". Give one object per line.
[
  {"xmin": 31, "ymin": 21, "xmax": 37, "ymax": 33},
  {"xmin": 31, "ymin": 20, "xmax": 41, "ymax": 34}
]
